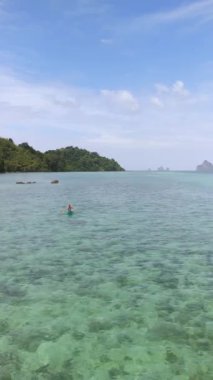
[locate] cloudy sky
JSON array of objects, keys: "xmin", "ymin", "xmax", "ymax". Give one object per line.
[{"xmin": 1, "ymin": 0, "xmax": 213, "ymax": 170}]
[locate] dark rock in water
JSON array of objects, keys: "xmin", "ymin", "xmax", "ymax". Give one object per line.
[
  {"xmin": 51, "ymin": 179, "xmax": 59, "ymax": 184},
  {"xmin": 196, "ymin": 160, "xmax": 213, "ymax": 172},
  {"xmin": 115, "ymin": 273, "xmax": 129, "ymax": 287},
  {"xmin": 108, "ymin": 367, "xmax": 121, "ymax": 379},
  {"xmin": 10, "ymin": 324, "xmax": 69, "ymax": 352},
  {"xmin": 0, "ymin": 319, "xmax": 9, "ymax": 333},
  {"xmin": 88, "ymin": 318, "xmax": 113, "ymax": 332},
  {"xmin": 72, "ymin": 330, "xmax": 85, "ymax": 340},
  {"xmin": 155, "ymin": 272, "xmax": 179, "ymax": 289},
  {"xmin": 166, "ymin": 349, "xmax": 179, "ymax": 363},
  {"xmin": 16, "ymin": 181, "xmax": 36, "ymax": 184},
  {"xmin": 0, "ymin": 283, "xmax": 26, "ymax": 298},
  {"xmin": 196, "ymin": 339, "xmax": 210, "ymax": 351},
  {"xmin": 11, "ymin": 331, "xmax": 44, "ymax": 352},
  {"xmin": 0, "ymin": 368, "xmax": 12, "ymax": 380},
  {"xmin": 147, "ymin": 321, "xmax": 188, "ymax": 343},
  {"xmin": 115, "ymin": 313, "xmax": 130, "ymax": 327},
  {"xmin": 116, "ymin": 332, "xmax": 132, "ymax": 343},
  {"xmin": 0, "ymin": 352, "xmax": 20, "ymax": 369}
]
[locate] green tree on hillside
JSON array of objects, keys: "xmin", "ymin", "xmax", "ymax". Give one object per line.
[{"xmin": 0, "ymin": 137, "xmax": 124, "ymax": 172}]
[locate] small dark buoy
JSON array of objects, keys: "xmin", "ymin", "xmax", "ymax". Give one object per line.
[{"xmin": 51, "ymin": 179, "xmax": 59, "ymax": 184}]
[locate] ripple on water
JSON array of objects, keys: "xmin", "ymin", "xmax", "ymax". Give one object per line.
[{"xmin": 0, "ymin": 172, "xmax": 213, "ymax": 379}]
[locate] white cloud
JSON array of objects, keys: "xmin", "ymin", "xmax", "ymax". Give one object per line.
[
  {"xmin": 1, "ymin": 70, "xmax": 213, "ymax": 169},
  {"xmin": 101, "ymin": 89, "xmax": 139, "ymax": 111},
  {"xmin": 172, "ymin": 80, "xmax": 189, "ymax": 96},
  {"xmin": 155, "ymin": 83, "xmax": 170, "ymax": 94},
  {"xmin": 153, "ymin": 81, "xmax": 190, "ymax": 104},
  {"xmin": 100, "ymin": 38, "xmax": 113, "ymax": 45},
  {"xmin": 117, "ymin": 0, "xmax": 213, "ymax": 35},
  {"xmin": 150, "ymin": 96, "xmax": 163, "ymax": 108},
  {"xmin": 87, "ymin": 134, "xmax": 176, "ymax": 148},
  {"xmin": 145, "ymin": 0, "xmax": 213, "ymax": 25}
]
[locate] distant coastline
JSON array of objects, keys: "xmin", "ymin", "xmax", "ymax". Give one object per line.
[{"xmin": 0, "ymin": 137, "xmax": 124, "ymax": 173}]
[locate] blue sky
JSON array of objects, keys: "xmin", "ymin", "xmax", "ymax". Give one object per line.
[{"xmin": 1, "ymin": 0, "xmax": 213, "ymax": 169}]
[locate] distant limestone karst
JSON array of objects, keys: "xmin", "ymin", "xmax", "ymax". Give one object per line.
[
  {"xmin": 157, "ymin": 166, "xmax": 170, "ymax": 172},
  {"xmin": 196, "ymin": 160, "xmax": 213, "ymax": 173}
]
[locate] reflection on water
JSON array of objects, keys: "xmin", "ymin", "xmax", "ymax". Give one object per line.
[{"xmin": 0, "ymin": 172, "xmax": 213, "ymax": 379}]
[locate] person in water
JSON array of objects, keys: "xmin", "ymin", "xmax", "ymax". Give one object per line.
[{"xmin": 67, "ymin": 204, "xmax": 73, "ymax": 212}]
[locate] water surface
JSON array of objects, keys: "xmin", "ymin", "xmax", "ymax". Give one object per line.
[{"xmin": 0, "ymin": 172, "xmax": 213, "ymax": 379}]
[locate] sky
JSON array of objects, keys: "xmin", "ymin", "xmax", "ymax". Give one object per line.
[{"xmin": 1, "ymin": 0, "xmax": 213, "ymax": 170}]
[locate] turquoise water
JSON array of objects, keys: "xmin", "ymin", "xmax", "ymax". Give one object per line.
[{"xmin": 0, "ymin": 171, "xmax": 213, "ymax": 380}]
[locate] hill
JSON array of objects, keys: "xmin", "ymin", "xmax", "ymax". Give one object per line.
[
  {"xmin": 196, "ymin": 160, "xmax": 213, "ymax": 173},
  {"xmin": 0, "ymin": 138, "xmax": 124, "ymax": 172}
]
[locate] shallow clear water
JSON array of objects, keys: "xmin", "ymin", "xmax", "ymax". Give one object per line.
[{"xmin": 0, "ymin": 171, "xmax": 213, "ymax": 380}]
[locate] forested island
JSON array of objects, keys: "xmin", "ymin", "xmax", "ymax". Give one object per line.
[{"xmin": 0, "ymin": 137, "xmax": 124, "ymax": 172}]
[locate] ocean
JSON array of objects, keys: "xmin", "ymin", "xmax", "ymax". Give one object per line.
[{"xmin": 0, "ymin": 171, "xmax": 212, "ymax": 379}]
